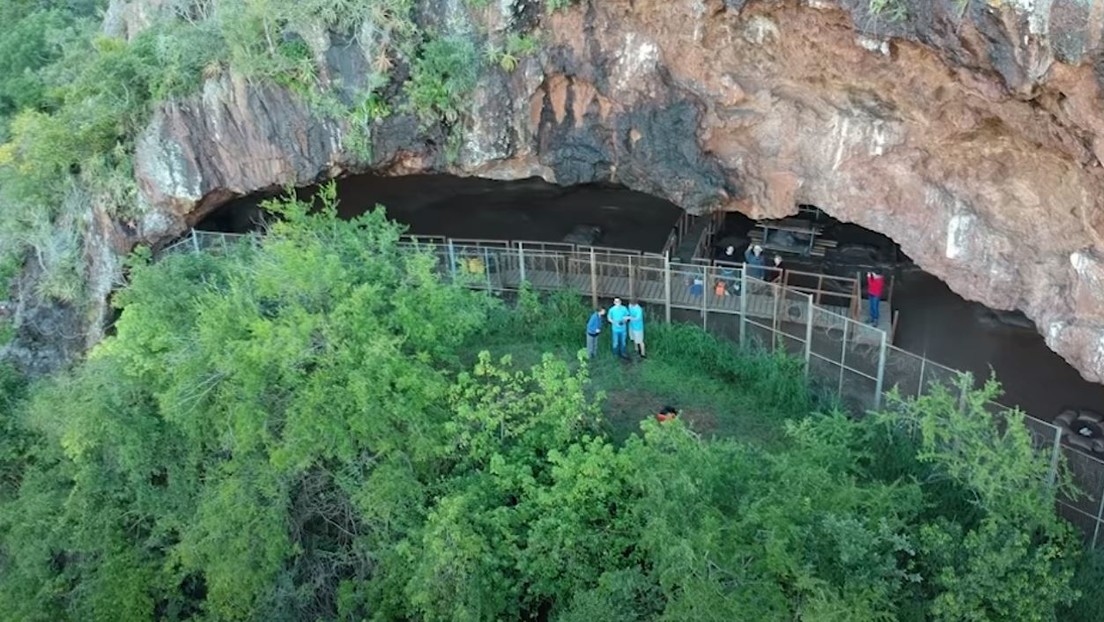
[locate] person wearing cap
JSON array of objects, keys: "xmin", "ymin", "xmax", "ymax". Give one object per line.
[
  {"xmin": 585, "ymin": 307, "xmax": 606, "ymax": 359},
  {"xmin": 866, "ymin": 271, "xmax": 885, "ymax": 325},
  {"xmin": 607, "ymin": 297, "xmax": 630, "ymax": 359}
]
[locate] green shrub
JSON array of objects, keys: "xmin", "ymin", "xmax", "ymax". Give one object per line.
[{"xmin": 405, "ymin": 34, "xmax": 480, "ymax": 127}]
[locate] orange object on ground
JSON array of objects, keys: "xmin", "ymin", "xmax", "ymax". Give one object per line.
[{"xmin": 656, "ymin": 406, "xmax": 678, "ymax": 422}]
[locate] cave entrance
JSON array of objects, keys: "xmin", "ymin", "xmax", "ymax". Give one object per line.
[
  {"xmin": 198, "ymin": 177, "xmax": 1104, "ymax": 425},
  {"xmin": 198, "ymin": 174, "xmax": 683, "ymax": 254},
  {"xmin": 700, "ymin": 204, "xmax": 1104, "ymax": 422}
]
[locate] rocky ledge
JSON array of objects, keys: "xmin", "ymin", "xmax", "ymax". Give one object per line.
[{"xmin": 130, "ymin": 0, "xmax": 1104, "ymax": 384}]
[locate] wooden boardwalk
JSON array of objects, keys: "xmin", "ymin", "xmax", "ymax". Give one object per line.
[{"xmin": 478, "ymin": 268, "xmax": 891, "ymax": 340}]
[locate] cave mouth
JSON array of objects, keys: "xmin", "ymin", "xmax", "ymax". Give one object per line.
[
  {"xmin": 198, "ymin": 175, "xmax": 1104, "ymax": 422},
  {"xmin": 198, "ymin": 174, "xmax": 684, "ymax": 254}
]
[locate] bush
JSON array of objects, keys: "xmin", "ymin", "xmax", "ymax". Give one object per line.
[{"xmin": 405, "ymin": 34, "xmax": 480, "ymax": 128}]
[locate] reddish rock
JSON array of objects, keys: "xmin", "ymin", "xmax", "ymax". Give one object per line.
[{"xmin": 132, "ymin": 0, "xmax": 1104, "ymax": 383}]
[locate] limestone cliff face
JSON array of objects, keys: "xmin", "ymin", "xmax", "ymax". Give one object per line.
[{"xmin": 132, "ymin": 0, "xmax": 1104, "ymax": 383}]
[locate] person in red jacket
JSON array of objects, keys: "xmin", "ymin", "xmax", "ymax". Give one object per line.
[{"xmin": 866, "ymin": 271, "xmax": 885, "ymax": 326}]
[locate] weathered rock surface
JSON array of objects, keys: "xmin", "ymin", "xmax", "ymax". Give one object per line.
[{"xmin": 133, "ymin": 0, "xmax": 1104, "ymax": 384}]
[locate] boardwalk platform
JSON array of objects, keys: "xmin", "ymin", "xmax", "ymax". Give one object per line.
[{"xmin": 472, "ymin": 268, "xmax": 892, "ymax": 341}]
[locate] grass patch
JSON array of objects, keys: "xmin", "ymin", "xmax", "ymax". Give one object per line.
[{"xmin": 464, "ymin": 289, "xmax": 815, "ymax": 449}]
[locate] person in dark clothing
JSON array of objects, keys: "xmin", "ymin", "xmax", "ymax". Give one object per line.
[
  {"xmin": 585, "ymin": 308, "xmax": 606, "ymax": 359},
  {"xmin": 769, "ymin": 254, "xmax": 783, "ymax": 283},
  {"xmin": 744, "ymin": 244, "xmax": 766, "ymax": 280}
]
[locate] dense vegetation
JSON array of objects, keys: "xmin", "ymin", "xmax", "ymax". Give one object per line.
[
  {"xmin": 0, "ymin": 188, "xmax": 1095, "ymax": 621},
  {"xmin": 0, "ymin": 0, "xmax": 545, "ymax": 316}
]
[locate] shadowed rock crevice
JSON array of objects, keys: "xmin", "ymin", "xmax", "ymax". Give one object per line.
[{"xmin": 129, "ymin": 0, "xmax": 1104, "ymax": 383}]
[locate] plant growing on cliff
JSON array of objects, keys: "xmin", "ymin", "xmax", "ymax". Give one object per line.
[
  {"xmin": 485, "ymin": 33, "xmax": 539, "ymax": 72},
  {"xmin": 405, "ymin": 34, "xmax": 480, "ymax": 128},
  {"xmin": 545, "ymin": 0, "xmax": 579, "ymax": 12},
  {"xmin": 868, "ymin": 0, "xmax": 908, "ymax": 21}
]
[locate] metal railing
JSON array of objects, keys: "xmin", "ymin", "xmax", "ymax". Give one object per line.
[{"xmin": 160, "ymin": 228, "xmax": 1104, "ymax": 546}]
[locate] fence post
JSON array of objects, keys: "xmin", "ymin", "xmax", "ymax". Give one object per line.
[
  {"xmin": 804, "ymin": 294, "xmax": 814, "ymax": 380},
  {"xmin": 874, "ymin": 328, "xmax": 887, "ymax": 410},
  {"xmin": 447, "ymin": 240, "xmax": 457, "ymax": 282},
  {"xmin": 838, "ymin": 318, "xmax": 850, "ymax": 397},
  {"xmin": 701, "ymin": 265, "xmax": 709, "ymax": 329},
  {"xmin": 664, "ymin": 252, "xmax": 672, "ymax": 323},
  {"xmin": 628, "ymin": 256, "xmax": 635, "ymax": 300},
  {"xmin": 1093, "ymin": 480, "xmax": 1104, "ymax": 548},
  {"xmin": 918, "ymin": 355, "xmax": 927, "ymax": 396},
  {"xmin": 739, "ymin": 265, "xmax": 748, "ymax": 347},
  {"xmin": 484, "ymin": 248, "xmax": 493, "ymax": 290},
  {"xmin": 190, "ymin": 229, "xmax": 200, "ymax": 253},
  {"xmin": 1046, "ymin": 424, "xmax": 1062, "ymax": 489},
  {"xmin": 518, "ymin": 242, "xmax": 526, "ymax": 285},
  {"xmin": 590, "ymin": 248, "xmax": 598, "ymax": 309}
]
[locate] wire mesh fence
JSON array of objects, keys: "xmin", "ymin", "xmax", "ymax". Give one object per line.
[{"xmin": 165, "ymin": 229, "xmax": 1104, "ymax": 545}]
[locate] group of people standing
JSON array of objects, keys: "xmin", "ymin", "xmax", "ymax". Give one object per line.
[
  {"xmin": 584, "ymin": 255, "xmax": 887, "ymax": 360},
  {"xmin": 586, "ymin": 297, "xmax": 646, "ymax": 360}
]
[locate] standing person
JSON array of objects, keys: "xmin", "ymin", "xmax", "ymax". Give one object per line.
[
  {"xmin": 719, "ymin": 245, "xmax": 739, "ymax": 291},
  {"xmin": 770, "ymin": 254, "xmax": 784, "ymax": 283},
  {"xmin": 585, "ymin": 307, "xmax": 606, "ymax": 359},
  {"xmin": 608, "ymin": 297, "xmax": 630, "ymax": 360},
  {"xmin": 628, "ymin": 300, "xmax": 646, "ymax": 359},
  {"xmin": 744, "ymin": 244, "xmax": 766, "ymax": 280},
  {"xmin": 866, "ymin": 271, "xmax": 885, "ymax": 325}
]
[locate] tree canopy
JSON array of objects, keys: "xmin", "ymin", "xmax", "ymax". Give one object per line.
[{"xmin": 0, "ymin": 188, "xmax": 1090, "ymax": 621}]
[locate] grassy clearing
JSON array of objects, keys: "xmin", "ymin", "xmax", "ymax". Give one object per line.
[{"xmin": 464, "ymin": 288, "xmax": 815, "ymax": 449}]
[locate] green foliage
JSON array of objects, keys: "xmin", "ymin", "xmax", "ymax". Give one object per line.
[
  {"xmin": 405, "ymin": 34, "xmax": 480, "ymax": 127},
  {"xmin": 1062, "ymin": 547, "xmax": 1104, "ymax": 622},
  {"xmin": 0, "ymin": 196, "xmax": 1086, "ymax": 620},
  {"xmin": 485, "ymin": 33, "xmax": 540, "ymax": 72},
  {"xmin": 546, "ymin": 0, "xmax": 579, "ymax": 12},
  {"xmin": 0, "ymin": 0, "xmax": 424, "ymax": 303},
  {"xmin": 878, "ymin": 376, "xmax": 1080, "ymax": 620},
  {"xmin": 868, "ymin": 0, "xmax": 908, "ymax": 21}
]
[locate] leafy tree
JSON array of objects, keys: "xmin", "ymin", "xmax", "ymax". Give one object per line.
[{"xmin": 0, "ymin": 193, "xmax": 1086, "ymax": 620}]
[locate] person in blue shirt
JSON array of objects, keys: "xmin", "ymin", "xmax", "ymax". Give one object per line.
[
  {"xmin": 607, "ymin": 297, "xmax": 630, "ymax": 359},
  {"xmin": 628, "ymin": 300, "xmax": 646, "ymax": 358},
  {"xmin": 585, "ymin": 307, "xmax": 606, "ymax": 359}
]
